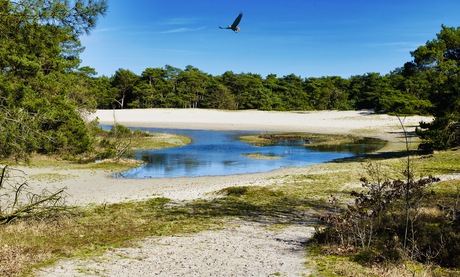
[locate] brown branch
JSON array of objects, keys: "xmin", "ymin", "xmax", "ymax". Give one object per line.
[
  {"xmin": 0, "ymin": 188, "xmax": 65, "ymax": 224},
  {"xmin": 0, "ymin": 165, "xmax": 7, "ymax": 189}
]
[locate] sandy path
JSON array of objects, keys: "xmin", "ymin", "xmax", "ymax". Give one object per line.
[
  {"xmin": 31, "ymin": 109, "xmax": 433, "ymax": 276},
  {"xmin": 37, "ymin": 222, "xmax": 314, "ymax": 277}
]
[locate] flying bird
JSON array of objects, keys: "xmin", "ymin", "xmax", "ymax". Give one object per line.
[{"xmin": 219, "ymin": 13, "xmax": 243, "ymax": 33}]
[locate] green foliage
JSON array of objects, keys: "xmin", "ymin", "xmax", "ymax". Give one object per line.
[
  {"xmin": 417, "ymin": 117, "xmax": 460, "ymax": 151},
  {"xmin": 38, "ymin": 97, "xmax": 93, "ymax": 155},
  {"xmin": 111, "ymin": 68, "xmax": 140, "ymax": 109},
  {"xmin": 305, "ymin": 76, "xmax": 353, "ymax": 110},
  {"xmin": 109, "ymin": 124, "xmax": 133, "ymax": 138},
  {"xmin": 0, "ymin": 0, "xmax": 107, "ymax": 160},
  {"xmin": 202, "ymin": 81, "xmax": 237, "ymax": 109},
  {"xmin": 408, "ymin": 25, "xmax": 460, "ymax": 151},
  {"xmin": 413, "ymin": 215, "xmax": 460, "ymax": 267},
  {"xmin": 0, "ymin": 106, "xmax": 38, "ymax": 161},
  {"xmin": 95, "ymin": 124, "xmax": 135, "ymax": 160},
  {"xmin": 90, "ymin": 60, "xmax": 437, "ymax": 115}
]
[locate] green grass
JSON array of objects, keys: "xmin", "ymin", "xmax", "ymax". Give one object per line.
[
  {"xmin": 416, "ymin": 149, "xmax": 460, "ymax": 175},
  {"xmin": 29, "ymin": 172, "xmax": 73, "ymax": 183},
  {"xmin": 0, "ymin": 198, "xmax": 221, "ymax": 276},
  {"xmin": 243, "ymin": 153, "xmax": 282, "ymax": 160},
  {"xmin": 127, "ymin": 132, "xmax": 191, "ymax": 150},
  {"xmin": 239, "ymin": 133, "xmax": 372, "ymax": 147},
  {"xmin": 1, "ymin": 132, "xmax": 460, "ymax": 276},
  {"xmin": 1, "ymin": 131, "xmax": 192, "ymax": 173},
  {"xmin": 307, "ymin": 246, "xmax": 459, "ymax": 277}
]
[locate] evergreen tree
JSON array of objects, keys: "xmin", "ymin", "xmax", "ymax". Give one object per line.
[
  {"xmin": 410, "ymin": 25, "xmax": 460, "ymax": 150},
  {"xmin": 0, "ymin": 0, "xmax": 107, "ymax": 159}
]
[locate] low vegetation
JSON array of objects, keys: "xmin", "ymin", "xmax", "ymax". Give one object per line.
[
  {"xmin": 0, "ymin": 131, "xmax": 459, "ymax": 276},
  {"xmin": 307, "ymin": 149, "xmax": 460, "ymax": 277},
  {"xmin": 88, "ymin": 123, "xmax": 191, "ymax": 162},
  {"xmin": 0, "ymin": 198, "xmax": 221, "ymax": 276},
  {"xmin": 240, "ymin": 133, "xmax": 386, "ymax": 155},
  {"xmin": 243, "ymin": 153, "xmax": 282, "ymax": 160},
  {"xmin": 239, "ymin": 133, "xmax": 358, "ymax": 147}
]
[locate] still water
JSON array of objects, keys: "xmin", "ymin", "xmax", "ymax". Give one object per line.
[{"xmin": 112, "ymin": 128, "xmax": 384, "ymax": 178}]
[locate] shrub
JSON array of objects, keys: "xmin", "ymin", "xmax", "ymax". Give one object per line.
[
  {"xmin": 109, "ymin": 124, "xmax": 133, "ymax": 138},
  {"xmin": 314, "ymin": 162, "xmax": 453, "ymax": 268}
]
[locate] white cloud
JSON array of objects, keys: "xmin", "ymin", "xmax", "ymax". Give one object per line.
[{"xmin": 160, "ymin": 27, "xmax": 206, "ymax": 34}]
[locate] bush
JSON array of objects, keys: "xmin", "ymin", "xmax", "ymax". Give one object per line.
[
  {"xmin": 313, "ymin": 161, "xmax": 457, "ymax": 268},
  {"xmin": 109, "ymin": 124, "xmax": 133, "ymax": 138},
  {"xmin": 38, "ymin": 99, "xmax": 93, "ymax": 155},
  {"xmin": 412, "ymin": 220, "xmax": 460, "ymax": 267}
]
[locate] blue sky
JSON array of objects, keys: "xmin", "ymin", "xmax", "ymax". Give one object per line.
[{"xmin": 80, "ymin": 0, "xmax": 460, "ymax": 78}]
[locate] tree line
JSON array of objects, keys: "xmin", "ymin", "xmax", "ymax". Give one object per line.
[
  {"xmin": 94, "ymin": 66, "xmax": 431, "ymax": 115},
  {"xmin": 0, "ymin": 0, "xmax": 459, "ymax": 160}
]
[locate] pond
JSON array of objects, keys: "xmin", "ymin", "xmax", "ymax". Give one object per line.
[{"xmin": 112, "ymin": 127, "xmax": 385, "ymax": 178}]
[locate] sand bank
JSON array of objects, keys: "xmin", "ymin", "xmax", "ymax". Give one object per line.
[{"xmin": 87, "ymin": 108, "xmax": 432, "ymax": 141}]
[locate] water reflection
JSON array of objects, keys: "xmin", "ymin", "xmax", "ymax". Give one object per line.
[{"xmin": 114, "ymin": 128, "xmax": 383, "ymax": 178}]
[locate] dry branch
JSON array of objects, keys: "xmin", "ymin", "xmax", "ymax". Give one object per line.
[{"xmin": 0, "ymin": 166, "xmax": 67, "ymax": 224}]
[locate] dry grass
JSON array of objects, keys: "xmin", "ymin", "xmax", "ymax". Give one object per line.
[
  {"xmin": 1, "ymin": 131, "xmax": 459, "ymax": 276},
  {"xmin": 308, "ymin": 252, "xmax": 454, "ymax": 277},
  {"xmin": 243, "ymin": 153, "xmax": 282, "ymax": 160},
  {"xmin": 128, "ymin": 132, "xmax": 191, "ymax": 150},
  {"xmin": 0, "ymin": 199, "xmax": 220, "ymax": 276},
  {"xmin": 239, "ymin": 133, "xmax": 368, "ymax": 147}
]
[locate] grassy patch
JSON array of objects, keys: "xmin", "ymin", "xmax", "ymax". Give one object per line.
[
  {"xmin": 0, "ymin": 198, "xmax": 220, "ymax": 276},
  {"xmin": 239, "ymin": 133, "xmax": 356, "ymax": 147},
  {"xmin": 307, "ymin": 245, "xmax": 458, "ymax": 277},
  {"xmin": 416, "ymin": 149, "xmax": 460, "ymax": 175},
  {"xmin": 29, "ymin": 172, "xmax": 74, "ymax": 183},
  {"xmin": 240, "ymin": 133, "xmax": 380, "ymax": 147},
  {"xmin": 187, "ymin": 186, "xmax": 328, "ymax": 225},
  {"xmin": 243, "ymin": 153, "xmax": 282, "ymax": 160},
  {"xmin": 21, "ymin": 155, "xmax": 144, "ymax": 173},
  {"xmin": 239, "ymin": 133, "xmax": 386, "ymax": 155},
  {"xmin": 120, "ymin": 132, "xmax": 191, "ymax": 151}
]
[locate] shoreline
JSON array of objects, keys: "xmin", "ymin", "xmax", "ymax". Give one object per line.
[
  {"xmin": 87, "ymin": 108, "xmax": 432, "ymax": 142},
  {"xmin": 31, "ymin": 109, "xmax": 441, "ymax": 276},
  {"xmin": 24, "ymin": 109, "xmax": 433, "ymax": 207}
]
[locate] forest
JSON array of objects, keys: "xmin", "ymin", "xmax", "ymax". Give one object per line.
[
  {"xmin": 0, "ymin": 0, "xmax": 459, "ymax": 157},
  {"xmin": 97, "ymin": 66, "xmax": 428, "ymax": 114}
]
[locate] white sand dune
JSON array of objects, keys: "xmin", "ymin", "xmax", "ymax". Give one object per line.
[{"xmin": 87, "ymin": 108, "xmax": 431, "ymax": 141}]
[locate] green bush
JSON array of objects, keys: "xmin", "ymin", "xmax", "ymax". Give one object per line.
[{"xmin": 109, "ymin": 124, "xmax": 133, "ymax": 138}]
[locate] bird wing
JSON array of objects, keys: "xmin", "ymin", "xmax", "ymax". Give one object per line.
[{"xmin": 230, "ymin": 13, "xmax": 243, "ymax": 29}]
